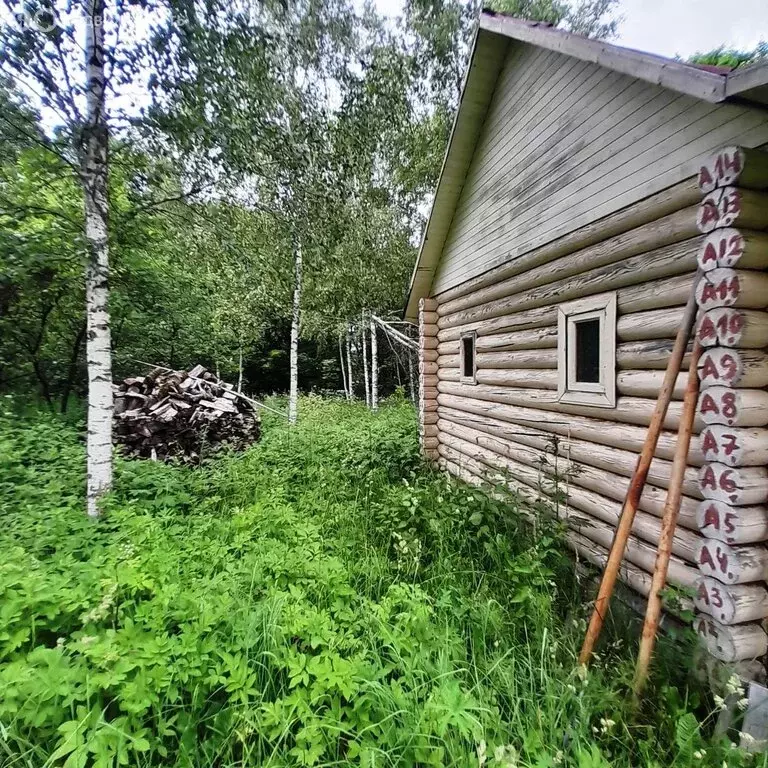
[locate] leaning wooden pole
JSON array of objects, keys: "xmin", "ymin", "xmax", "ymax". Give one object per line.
[
  {"xmin": 578, "ymin": 272, "xmax": 701, "ymax": 666},
  {"xmin": 633, "ymin": 338, "xmax": 702, "ymax": 696}
]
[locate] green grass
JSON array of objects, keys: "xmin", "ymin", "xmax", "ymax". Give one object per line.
[{"xmin": 0, "ymin": 393, "xmax": 761, "ymax": 767}]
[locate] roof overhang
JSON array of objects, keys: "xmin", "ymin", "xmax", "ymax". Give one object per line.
[{"xmin": 404, "ymin": 11, "xmax": 768, "ymax": 320}]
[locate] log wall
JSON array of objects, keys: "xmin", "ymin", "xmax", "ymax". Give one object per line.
[{"xmin": 418, "ymin": 145, "xmax": 768, "ymax": 668}]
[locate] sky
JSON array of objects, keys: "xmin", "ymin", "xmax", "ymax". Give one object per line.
[{"xmin": 615, "ymin": 0, "xmax": 768, "ymax": 60}]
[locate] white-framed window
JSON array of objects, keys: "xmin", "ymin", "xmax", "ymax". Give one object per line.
[
  {"xmin": 557, "ymin": 292, "xmax": 616, "ymax": 408},
  {"xmin": 460, "ymin": 331, "xmax": 477, "ymax": 384}
]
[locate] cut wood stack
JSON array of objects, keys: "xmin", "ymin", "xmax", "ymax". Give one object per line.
[
  {"xmin": 113, "ymin": 365, "xmax": 261, "ymax": 463},
  {"xmin": 691, "ymin": 147, "xmax": 768, "ymax": 668}
]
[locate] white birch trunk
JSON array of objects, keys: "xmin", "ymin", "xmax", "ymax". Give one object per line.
[
  {"xmin": 408, "ymin": 351, "xmax": 416, "ymax": 403},
  {"xmin": 237, "ymin": 344, "xmax": 243, "ymax": 393},
  {"xmin": 361, "ymin": 313, "xmax": 370, "ymax": 408},
  {"xmin": 288, "ymin": 242, "xmax": 302, "ymax": 424},
  {"xmin": 339, "ymin": 334, "xmax": 348, "ymax": 398},
  {"xmin": 82, "ymin": 0, "xmax": 112, "ymax": 518},
  {"xmin": 370, "ymin": 317, "xmax": 378, "ymax": 411},
  {"xmin": 346, "ymin": 326, "xmax": 355, "ymax": 400}
]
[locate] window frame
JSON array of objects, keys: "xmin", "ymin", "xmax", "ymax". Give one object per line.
[
  {"xmin": 557, "ymin": 292, "xmax": 616, "ymax": 408},
  {"xmin": 459, "ymin": 331, "xmax": 477, "ymax": 385}
]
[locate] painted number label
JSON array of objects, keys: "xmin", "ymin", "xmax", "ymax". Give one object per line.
[
  {"xmin": 699, "ymin": 463, "xmax": 740, "ymax": 502},
  {"xmin": 697, "ymin": 540, "xmax": 737, "ymax": 583},
  {"xmin": 698, "ymin": 387, "xmax": 740, "ymax": 426},
  {"xmin": 697, "ymin": 188, "xmax": 742, "ymax": 233},
  {"xmin": 698, "ymin": 148, "xmax": 744, "ymax": 193},
  {"xmin": 695, "ymin": 269, "xmax": 741, "ymax": 310},
  {"xmin": 697, "ymin": 500, "xmax": 739, "ymax": 544},
  {"xmin": 697, "ymin": 229, "xmax": 745, "ymax": 271},
  {"xmin": 700, "ymin": 427, "xmax": 741, "ymax": 466},
  {"xmin": 698, "ymin": 348, "xmax": 742, "ymax": 387},
  {"xmin": 697, "ymin": 308, "xmax": 746, "ymax": 347}
]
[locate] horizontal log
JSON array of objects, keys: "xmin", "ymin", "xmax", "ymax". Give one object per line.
[
  {"xmin": 438, "ymin": 412, "xmax": 701, "ymax": 525},
  {"xmin": 421, "ymin": 349, "xmax": 438, "ymax": 363},
  {"xmin": 617, "ymin": 339, "xmax": 693, "ymax": 370},
  {"xmin": 437, "ymin": 273, "xmax": 695, "ymax": 342},
  {"xmin": 696, "ymin": 188, "xmax": 768, "ymax": 234},
  {"xmin": 699, "ymin": 462, "xmax": 768, "ymax": 506},
  {"xmin": 419, "ymin": 298, "xmax": 438, "ymax": 313},
  {"xmin": 473, "ymin": 349, "xmax": 557, "ymax": 370},
  {"xmin": 698, "ymin": 387, "xmax": 768, "ymax": 428},
  {"xmin": 423, "ymin": 449, "xmax": 439, "ymax": 462},
  {"xmin": 420, "ymin": 311, "xmax": 438, "ymax": 325},
  {"xmin": 695, "ymin": 577, "xmax": 768, "ymax": 625},
  {"xmin": 697, "ymin": 539, "xmax": 768, "ymax": 584},
  {"xmin": 438, "ymin": 368, "xmax": 559, "ymax": 390},
  {"xmin": 697, "ymin": 499, "xmax": 768, "ymax": 545},
  {"xmin": 701, "ymin": 425, "xmax": 768, "ymax": 467},
  {"xmin": 436, "ymin": 177, "xmax": 702, "ymax": 305},
  {"xmin": 695, "ymin": 614, "xmax": 768, "ymax": 662},
  {"xmin": 420, "ymin": 387, "xmax": 438, "ymax": 400},
  {"xmin": 420, "ymin": 336, "xmax": 439, "ymax": 350},
  {"xmin": 437, "ymin": 381, "xmax": 695, "ymax": 431},
  {"xmin": 695, "ymin": 268, "xmax": 768, "ymax": 311},
  {"xmin": 698, "ymin": 349, "xmax": 768, "ymax": 390},
  {"xmin": 437, "ymin": 441, "xmax": 698, "ymax": 583},
  {"xmin": 421, "ymin": 411, "xmax": 438, "ymax": 425},
  {"xmin": 697, "ymin": 308, "xmax": 768, "ymax": 349},
  {"xmin": 422, "ymin": 401, "xmax": 438, "ymax": 413},
  {"xmin": 617, "ymin": 370, "xmax": 687, "ymax": 399},
  {"xmin": 419, "ymin": 361, "xmax": 438, "ymax": 376},
  {"xmin": 437, "ymin": 206, "xmax": 700, "ymax": 317},
  {"xmin": 422, "ymin": 436, "xmax": 439, "ymax": 450},
  {"xmin": 697, "ymin": 229, "xmax": 768, "ymax": 272},
  {"xmin": 698, "ymin": 146, "xmax": 768, "ymax": 193},
  {"xmin": 436, "ymin": 393, "xmax": 704, "ymax": 464},
  {"xmin": 616, "ymin": 306, "xmax": 686, "ymax": 341},
  {"xmin": 438, "ymin": 238, "xmax": 700, "ymax": 330},
  {"xmin": 476, "ymin": 325, "xmax": 559, "ymax": 352}
]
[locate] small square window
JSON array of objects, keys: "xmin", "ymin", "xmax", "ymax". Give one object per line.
[
  {"xmin": 460, "ymin": 332, "xmax": 476, "ymax": 384},
  {"xmin": 557, "ymin": 293, "xmax": 616, "ymax": 408}
]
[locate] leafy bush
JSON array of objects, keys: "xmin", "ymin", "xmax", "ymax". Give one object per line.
[{"xmin": 0, "ymin": 398, "xmax": 751, "ymax": 767}]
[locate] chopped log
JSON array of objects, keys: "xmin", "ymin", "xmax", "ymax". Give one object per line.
[
  {"xmin": 700, "ymin": 425, "xmax": 768, "ymax": 467},
  {"xmin": 698, "ymin": 349, "xmax": 768, "ymax": 389},
  {"xmin": 695, "ymin": 268, "xmax": 768, "ymax": 311},
  {"xmin": 698, "ymin": 462, "xmax": 768, "ymax": 506},
  {"xmin": 696, "ymin": 188, "xmax": 768, "ymax": 234},
  {"xmin": 695, "ymin": 615, "xmax": 768, "ymax": 662},
  {"xmin": 697, "ymin": 229, "xmax": 768, "ymax": 272},
  {"xmin": 698, "ymin": 147, "xmax": 768, "ymax": 193},
  {"xmin": 697, "ymin": 308, "xmax": 768, "ymax": 349},
  {"xmin": 697, "ymin": 499, "xmax": 768, "ymax": 546},
  {"xmin": 695, "ymin": 578, "xmax": 768, "ymax": 625},
  {"xmin": 697, "ymin": 387, "xmax": 768, "ymax": 428},
  {"xmin": 696, "ymin": 539, "xmax": 768, "ymax": 584}
]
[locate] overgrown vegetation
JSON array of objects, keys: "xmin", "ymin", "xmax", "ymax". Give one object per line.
[{"xmin": 0, "ymin": 397, "xmax": 757, "ymax": 767}]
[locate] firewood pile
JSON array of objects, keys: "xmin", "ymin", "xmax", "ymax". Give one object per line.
[{"xmin": 113, "ymin": 365, "xmax": 261, "ymax": 463}]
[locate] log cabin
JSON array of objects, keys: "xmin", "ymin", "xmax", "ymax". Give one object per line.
[{"xmin": 406, "ymin": 11, "xmax": 768, "ymax": 673}]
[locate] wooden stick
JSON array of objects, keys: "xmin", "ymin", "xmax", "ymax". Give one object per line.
[
  {"xmin": 633, "ymin": 338, "xmax": 702, "ymax": 696},
  {"xmin": 577, "ymin": 271, "xmax": 701, "ymax": 666}
]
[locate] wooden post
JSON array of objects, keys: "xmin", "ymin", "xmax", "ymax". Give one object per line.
[
  {"xmin": 370, "ymin": 316, "xmax": 378, "ymax": 411},
  {"xmin": 578, "ymin": 272, "xmax": 700, "ymax": 666},
  {"xmin": 634, "ymin": 339, "xmax": 702, "ymax": 695}
]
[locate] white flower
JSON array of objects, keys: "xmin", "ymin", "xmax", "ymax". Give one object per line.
[
  {"xmin": 738, "ymin": 697, "xmax": 750, "ymax": 711},
  {"xmin": 553, "ymin": 750, "xmax": 564, "ymax": 766},
  {"xmin": 714, "ymin": 694, "xmax": 726, "ymax": 710},
  {"xmin": 740, "ymin": 732, "xmax": 756, "ymax": 747},
  {"xmin": 693, "ymin": 751, "xmax": 703, "ymax": 760}
]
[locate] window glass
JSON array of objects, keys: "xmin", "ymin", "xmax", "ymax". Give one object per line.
[
  {"xmin": 574, "ymin": 318, "xmax": 600, "ymax": 383},
  {"xmin": 461, "ymin": 335, "xmax": 475, "ymax": 379}
]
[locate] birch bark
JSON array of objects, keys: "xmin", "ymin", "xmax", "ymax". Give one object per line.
[
  {"xmin": 288, "ymin": 242, "xmax": 302, "ymax": 424},
  {"xmin": 361, "ymin": 313, "xmax": 370, "ymax": 408},
  {"xmin": 346, "ymin": 326, "xmax": 355, "ymax": 400},
  {"xmin": 339, "ymin": 334, "xmax": 348, "ymax": 398},
  {"xmin": 370, "ymin": 317, "xmax": 378, "ymax": 411},
  {"xmin": 82, "ymin": 0, "xmax": 112, "ymax": 517}
]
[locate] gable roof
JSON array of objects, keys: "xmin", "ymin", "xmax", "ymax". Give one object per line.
[{"xmin": 404, "ymin": 11, "xmax": 768, "ymax": 320}]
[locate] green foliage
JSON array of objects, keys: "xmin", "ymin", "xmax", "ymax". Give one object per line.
[
  {"xmin": 0, "ymin": 398, "xmax": 753, "ymax": 767},
  {"xmin": 689, "ymin": 43, "xmax": 768, "ymax": 70}
]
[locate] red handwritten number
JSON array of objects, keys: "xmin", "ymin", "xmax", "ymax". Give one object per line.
[
  {"xmin": 721, "ymin": 391, "xmax": 737, "ymax": 420},
  {"xmin": 722, "ymin": 433, "xmax": 738, "ymax": 456},
  {"xmin": 718, "ymin": 469, "xmax": 737, "ymax": 493}
]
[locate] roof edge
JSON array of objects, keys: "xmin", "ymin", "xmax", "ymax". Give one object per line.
[{"xmin": 479, "ymin": 13, "xmax": 727, "ymax": 103}]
